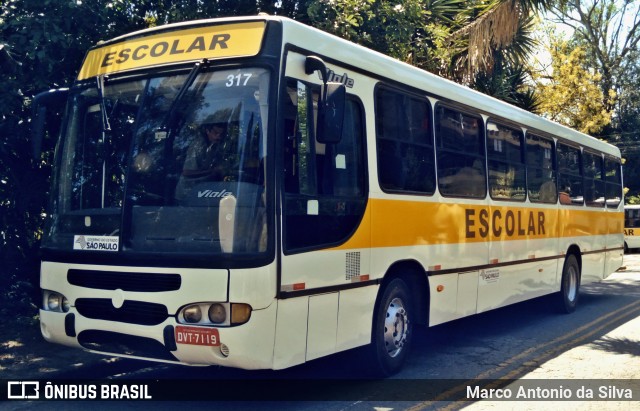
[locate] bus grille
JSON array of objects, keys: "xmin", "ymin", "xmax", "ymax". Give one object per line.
[
  {"xmin": 75, "ymin": 298, "xmax": 168, "ymax": 326},
  {"xmin": 78, "ymin": 330, "xmax": 178, "ymax": 362},
  {"xmin": 68, "ymin": 269, "xmax": 181, "ymax": 292}
]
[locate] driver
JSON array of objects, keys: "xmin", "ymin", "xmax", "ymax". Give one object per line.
[
  {"xmin": 181, "ymin": 122, "xmax": 229, "ymax": 180},
  {"xmin": 175, "ymin": 119, "xmax": 233, "ymax": 202}
]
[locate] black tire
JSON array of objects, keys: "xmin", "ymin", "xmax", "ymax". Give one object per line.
[
  {"xmin": 366, "ymin": 278, "xmax": 413, "ymax": 377},
  {"xmin": 557, "ymin": 254, "xmax": 580, "ymax": 314}
]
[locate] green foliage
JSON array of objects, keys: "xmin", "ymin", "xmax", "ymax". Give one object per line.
[
  {"xmin": 472, "ymin": 56, "xmax": 540, "ymax": 112},
  {"xmin": 625, "ymin": 193, "xmax": 640, "ymax": 205},
  {"xmin": 1, "ymin": 0, "xmax": 118, "ymax": 304},
  {"xmin": 308, "ymin": 0, "xmax": 464, "ymax": 73},
  {"xmin": 545, "ymin": 1, "xmax": 640, "ymax": 197},
  {"xmin": 535, "ymin": 40, "xmax": 613, "ymax": 134}
]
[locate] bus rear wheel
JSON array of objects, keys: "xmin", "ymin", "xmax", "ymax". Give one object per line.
[
  {"xmin": 557, "ymin": 254, "xmax": 580, "ymax": 314},
  {"xmin": 367, "ymin": 277, "xmax": 413, "ymax": 376}
]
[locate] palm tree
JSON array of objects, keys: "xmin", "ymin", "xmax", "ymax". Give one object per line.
[{"xmin": 448, "ymin": 0, "xmax": 553, "ymax": 81}]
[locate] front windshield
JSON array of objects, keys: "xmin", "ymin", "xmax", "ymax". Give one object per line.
[{"xmin": 44, "ymin": 67, "xmax": 270, "ymax": 258}]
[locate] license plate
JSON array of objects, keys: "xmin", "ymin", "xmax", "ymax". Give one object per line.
[{"xmin": 175, "ymin": 325, "xmax": 220, "ymax": 346}]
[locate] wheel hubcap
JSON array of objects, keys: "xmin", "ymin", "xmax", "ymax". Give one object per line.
[
  {"xmin": 567, "ymin": 265, "xmax": 578, "ymax": 302},
  {"xmin": 383, "ymin": 297, "xmax": 409, "ymax": 358}
]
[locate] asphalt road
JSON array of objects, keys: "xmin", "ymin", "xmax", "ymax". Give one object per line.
[{"xmin": 3, "ymin": 255, "xmax": 640, "ymax": 410}]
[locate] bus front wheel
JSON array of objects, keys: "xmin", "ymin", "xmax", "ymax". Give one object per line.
[
  {"xmin": 557, "ymin": 254, "xmax": 580, "ymax": 314},
  {"xmin": 367, "ymin": 277, "xmax": 413, "ymax": 376}
]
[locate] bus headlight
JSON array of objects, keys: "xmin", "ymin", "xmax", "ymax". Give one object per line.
[
  {"xmin": 183, "ymin": 305, "xmax": 202, "ymax": 323},
  {"xmin": 208, "ymin": 303, "xmax": 226, "ymax": 323},
  {"xmin": 178, "ymin": 302, "xmax": 251, "ymax": 326},
  {"xmin": 43, "ymin": 290, "xmax": 70, "ymax": 313}
]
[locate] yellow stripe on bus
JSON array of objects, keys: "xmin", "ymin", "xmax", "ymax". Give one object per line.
[
  {"xmin": 624, "ymin": 228, "xmax": 640, "ymax": 236},
  {"xmin": 77, "ymin": 22, "xmax": 266, "ymax": 80},
  {"xmin": 333, "ymin": 199, "xmax": 623, "ymax": 250}
]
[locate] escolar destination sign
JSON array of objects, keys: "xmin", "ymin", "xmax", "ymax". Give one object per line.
[{"xmin": 77, "ymin": 21, "xmax": 266, "ymax": 80}]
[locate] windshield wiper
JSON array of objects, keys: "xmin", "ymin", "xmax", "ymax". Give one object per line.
[
  {"xmin": 96, "ymin": 74, "xmax": 112, "ymax": 208},
  {"xmin": 96, "ymin": 74, "xmax": 111, "ymax": 133},
  {"xmin": 159, "ymin": 58, "xmax": 208, "ymax": 137}
]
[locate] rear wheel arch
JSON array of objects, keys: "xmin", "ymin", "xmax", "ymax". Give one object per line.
[
  {"xmin": 364, "ymin": 260, "xmax": 429, "ymax": 376},
  {"xmin": 378, "ymin": 260, "xmax": 429, "ymax": 325}
]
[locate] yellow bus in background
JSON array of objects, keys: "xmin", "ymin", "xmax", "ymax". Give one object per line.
[
  {"xmin": 33, "ymin": 15, "xmax": 624, "ymax": 376},
  {"xmin": 624, "ymin": 205, "xmax": 640, "ymax": 252}
]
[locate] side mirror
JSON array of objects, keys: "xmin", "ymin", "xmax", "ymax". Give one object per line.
[
  {"xmin": 304, "ymin": 56, "xmax": 346, "ymax": 144},
  {"xmin": 32, "ymin": 88, "xmax": 69, "ymax": 159}
]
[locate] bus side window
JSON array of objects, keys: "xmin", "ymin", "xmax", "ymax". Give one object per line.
[
  {"xmin": 283, "ymin": 79, "xmax": 367, "ymax": 251},
  {"xmin": 605, "ymin": 158, "xmax": 622, "ymax": 208},
  {"xmin": 487, "ymin": 121, "xmax": 525, "ymax": 201},
  {"xmin": 557, "ymin": 143, "xmax": 583, "ymax": 205},
  {"xmin": 584, "ymin": 151, "xmax": 605, "ymax": 207},
  {"xmin": 435, "ymin": 105, "xmax": 486, "ymax": 198},
  {"xmin": 527, "ymin": 133, "xmax": 557, "ymax": 204},
  {"xmin": 375, "ymin": 87, "xmax": 435, "ymax": 194}
]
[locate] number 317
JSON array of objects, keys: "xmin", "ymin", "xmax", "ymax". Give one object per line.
[{"xmin": 226, "ymin": 73, "xmax": 253, "ymax": 87}]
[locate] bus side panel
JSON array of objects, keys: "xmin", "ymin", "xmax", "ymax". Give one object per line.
[
  {"xmin": 306, "ymin": 292, "xmax": 338, "ymax": 361},
  {"xmin": 606, "ymin": 209, "xmax": 624, "ymax": 277},
  {"xmin": 228, "ymin": 266, "xmax": 277, "ymax": 309},
  {"xmin": 428, "ymin": 270, "xmax": 479, "ymax": 326},
  {"xmin": 273, "ymin": 297, "xmax": 308, "ymax": 369},
  {"xmin": 476, "ymin": 259, "xmax": 557, "ymax": 313},
  {"xmin": 481, "ymin": 204, "xmax": 559, "ymax": 312},
  {"xmin": 336, "ymin": 286, "xmax": 378, "ymax": 351},
  {"xmin": 561, "ymin": 208, "xmax": 606, "ymax": 283},
  {"xmin": 457, "ymin": 271, "xmax": 478, "ymax": 317},
  {"xmin": 428, "ymin": 273, "xmax": 460, "ymax": 326}
]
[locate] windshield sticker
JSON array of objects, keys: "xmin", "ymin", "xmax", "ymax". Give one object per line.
[{"xmin": 74, "ymin": 235, "xmax": 119, "ymax": 252}]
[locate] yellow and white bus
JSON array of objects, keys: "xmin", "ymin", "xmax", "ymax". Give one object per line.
[
  {"xmin": 624, "ymin": 205, "xmax": 640, "ymax": 252},
  {"xmin": 33, "ymin": 15, "xmax": 623, "ymax": 376}
]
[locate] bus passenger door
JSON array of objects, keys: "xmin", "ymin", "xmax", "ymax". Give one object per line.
[{"xmin": 274, "ymin": 62, "xmax": 370, "ymax": 368}]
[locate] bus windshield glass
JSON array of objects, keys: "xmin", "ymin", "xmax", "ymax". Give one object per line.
[{"xmin": 44, "ymin": 67, "xmax": 270, "ymax": 257}]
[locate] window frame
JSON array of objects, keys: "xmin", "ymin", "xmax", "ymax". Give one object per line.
[
  {"xmin": 434, "ymin": 102, "xmax": 487, "ymax": 199},
  {"xmin": 525, "ymin": 132, "xmax": 557, "ymax": 204},
  {"xmin": 604, "ymin": 156, "xmax": 623, "ymax": 208},
  {"xmin": 486, "ymin": 119, "xmax": 526, "ymax": 202},
  {"xmin": 582, "ymin": 150, "xmax": 605, "ymax": 208},
  {"xmin": 374, "ymin": 84, "xmax": 436, "ymax": 196},
  {"xmin": 557, "ymin": 142, "xmax": 584, "ymax": 206},
  {"xmin": 281, "ymin": 77, "xmax": 369, "ymax": 254}
]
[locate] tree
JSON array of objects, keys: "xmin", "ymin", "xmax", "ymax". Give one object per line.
[
  {"xmin": 308, "ymin": 0, "xmax": 548, "ymax": 108},
  {"xmin": 447, "ymin": 0, "xmax": 553, "ymax": 80},
  {"xmin": 546, "ymin": 1, "xmax": 640, "ymax": 195},
  {"xmin": 0, "ymin": 0, "xmax": 129, "ymax": 305},
  {"xmin": 535, "ymin": 38, "xmax": 613, "ymax": 134},
  {"xmin": 307, "ymin": 0, "xmax": 464, "ymax": 74},
  {"xmin": 468, "ymin": 14, "xmax": 541, "ymax": 111},
  {"xmin": 549, "ymin": 0, "xmax": 640, "ymax": 113}
]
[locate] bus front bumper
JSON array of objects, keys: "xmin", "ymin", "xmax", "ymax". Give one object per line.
[{"xmin": 39, "ymin": 301, "xmax": 277, "ymax": 370}]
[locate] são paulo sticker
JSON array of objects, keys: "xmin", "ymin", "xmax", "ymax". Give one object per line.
[{"xmin": 73, "ymin": 235, "xmax": 119, "ymax": 252}]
